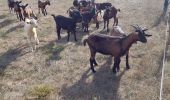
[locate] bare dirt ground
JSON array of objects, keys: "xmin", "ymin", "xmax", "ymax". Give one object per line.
[{"xmin": 0, "ymin": 0, "xmax": 168, "ymax": 100}]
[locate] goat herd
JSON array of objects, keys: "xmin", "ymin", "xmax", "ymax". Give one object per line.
[{"xmin": 7, "ymin": 0, "xmax": 152, "ymax": 74}]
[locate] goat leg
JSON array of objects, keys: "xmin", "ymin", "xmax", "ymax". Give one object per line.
[
  {"xmin": 90, "ymin": 50, "xmax": 96, "ymax": 73},
  {"xmin": 107, "ymin": 20, "xmax": 109, "ymax": 32},
  {"xmin": 93, "ymin": 59, "xmax": 98, "ymax": 66},
  {"xmin": 67, "ymin": 32, "xmax": 70, "ymax": 41},
  {"xmin": 103, "ymin": 20, "xmax": 106, "ymax": 30},
  {"xmin": 113, "ymin": 17, "xmax": 118, "ymax": 26},
  {"xmin": 117, "ymin": 58, "xmax": 121, "ymax": 72},
  {"xmin": 90, "ymin": 58, "xmax": 96, "ymax": 73},
  {"xmin": 73, "ymin": 31, "xmax": 77, "ymax": 42},
  {"xmin": 45, "ymin": 8, "xmax": 47, "ymax": 15},
  {"xmin": 16, "ymin": 12, "xmax": 19, "ymax": 19},
  {"xmin": 86, "ymin": 23, "xmax": 89, "ymax": 32},
  {"xmin": 93, "ymin": 16, "xmax": 99, "ymax": 29},
  {"xmin": 57, "ymin": 26, "xmax": 61, "ymax": 40},
  {"xmin": 96, "ymin": 21, "xmax": 99, "ymax": 29},
  {"xmin": 126, "ymin": 52, "xmax": 130, "ymax": 70},
  {"xmin": 19, "ymin": 13, "xmax": 23, "ymax": 21},
  {"xmin": 113, "ymin": 58, "xmax": 121, "ymax": 73},
  {"xmin": 38, "ymin": 8, "xmax": 40, "ymax": 14}
]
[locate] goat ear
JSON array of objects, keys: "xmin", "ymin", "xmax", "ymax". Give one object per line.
[
  {"xmin": 145, "ymin": 34, "xmax": 152, "ymax": 37},
  {"xmin": 131, "ymin": 25, "xmax": 138, "ymax": 30},
  {"xmin": 19, "ymin": 1, "xmax": 22, "ymax": 3},
  {"xmin": 25, "ymin": 4, "xmax": 28, "ymax": 7}
]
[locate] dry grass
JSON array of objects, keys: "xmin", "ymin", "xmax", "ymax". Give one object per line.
[
  {"xmin": 163, "ymin": 47, "xmax": 170, "ymax": 100},
  {"xmin": 0, "ymin": 0, "xmax": 168, "ymax": 100}
]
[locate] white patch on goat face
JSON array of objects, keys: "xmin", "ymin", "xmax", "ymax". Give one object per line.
[{"xmin": 30, "ymin": 18, "xmax": 38, "ymax": 28}]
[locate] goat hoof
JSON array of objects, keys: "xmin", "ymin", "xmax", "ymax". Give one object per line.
[
  {"xmin": 92, "ymin": 70, "xmax": 96, "ymax": 73},
  {"xmin": 126, "ymin": 67, "xmax": 130, "ymax": 70},
  {"xmin": 113, "ymin": 69, "xmax": 116, "ymax": 74}
]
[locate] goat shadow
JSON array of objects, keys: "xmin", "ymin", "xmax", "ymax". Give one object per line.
[
  {"xmin": 0, "ymin": 45, "xmax": 29, "ymax": 76},
  {"xmin": 151, "ymin": 12, "xmax": 168, "ymax": 28},
  {"xmin": 38, "ymin": 41, "xmax": 65, "ymax": 64},
  {"xmin": 61, "ymin": 57, "xmax": 126, "ymax": 100},
  {"xmin": 4, "ymin": 23, "xmax": 24, "ymax": 36},
  {"xmin": 0, "ymin": 14, "xmax": 7, "ymax": 19},
  {"xmin": 54, "ymin": 28, "xmax": 90, "ymax": 45},
  {"xmin": 0, "ymin": 19, "xmax": 16, "ymax": 29}
]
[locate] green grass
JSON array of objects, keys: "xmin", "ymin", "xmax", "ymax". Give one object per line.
[{"xmin": 26, "ymin": 84, "xmax": 53, "ymax": 99}]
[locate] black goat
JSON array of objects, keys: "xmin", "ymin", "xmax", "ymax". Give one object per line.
[
  {"xmin": 83, "ymin": 25, "xmax": 152, "ymax": 73},
  {"xmin": 73, "ymin": 0, "xmax": 90, "ymax": 8},
  {"xmin": 95, "ymin": 2, "xmax": 112, "ymax": 16},
  {"xmin": 51, "ymin": 13, "xmax": 82, "ymax": 41},
  {"xmin": 13, "ymin": 1, "xmax": 23, "ymax": 21},
  {"xmin": 8, "ymin": 0, "xmax": 15, "ymax": 13},
  {"xmin": 81, "ymin": 7, "xmax": 99, "ymax": 32}
]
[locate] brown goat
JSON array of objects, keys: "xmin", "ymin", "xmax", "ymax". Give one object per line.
[
  {"xmin": 83, "ymin": 25, "xmax": 152, "ymax": 73},
  {"xmin": 103, "ymin": 6, "xmax": 120, "ymax": 32},
  {"xmin": 38, "ymin": 0, "xmax": 50, "ymax": 16},
  {"xmin": 20, "ymin": 4, "xmax": 37, "ymax": 20}
]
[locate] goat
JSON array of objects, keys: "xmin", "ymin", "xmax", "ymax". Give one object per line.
[
  {"xmin": 38, "ymin": 0, "xmax": 50, "ymax": 16},
  {"xmin": 73, "ymin": 0, "xmax": 90, "ymax": 7},
  {"xmin": 81, "ymin": 6, "xmax": 99, "ymax": 32},
  {"xmin": 83, "ymin": 25, "xmax": 152, "ymax": 73},
  {"xmin": 110, "ymin": 26, "xmax": 126, "ymax": 37},
  {"xmin": 103, "ymin": 6, "xmax": 120, "ymax": 32},
  {"xmin": 95, "ymin": 2, "xmax": 112, "ymax": 16},
  {"xmin": 13, "ymin": 1, "xmax": 23, "ymax": 21},
  {"xmin": 24, "ymin": 18, "xmax": 39, "ymax": 52},
  {"xmin": 51, "ymin": 13, "xmax": 82, "ymax": 41},
  {"xmin": 20, "ymin": 4, "xmax": 37, "ymax": 21},
  {"xmin": 73, "ymin": 0, "xmax": 79, "ymax": 7},
  {"xmin": 68, "ymin": 8, "xmax": 82, "ymax": 24},
  {"xmin": 8, "ymin": 0, "xmax": 15, "ymax": 13}
]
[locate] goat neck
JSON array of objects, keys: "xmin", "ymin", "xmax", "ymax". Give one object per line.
[{"xmin": 121, "ymin": 32, "xmax": 138, "ymax": 51}]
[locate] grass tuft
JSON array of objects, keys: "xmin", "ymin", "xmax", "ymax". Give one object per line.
[{"xmin": 26, "ymin": 84, "xmax": 53, "ymax": 99}]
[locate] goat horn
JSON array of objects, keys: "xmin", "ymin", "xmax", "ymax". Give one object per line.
[
  {"xmin": 136, "ymin": 24, "xmax": 143, "ymax": 30},
  {"xmin": 143, "ymin": 28, "xmax": 148, "ymax": 31},
  {"xmin": 131, "ymin": 25, "xmax": 138, "ymax": 30}
]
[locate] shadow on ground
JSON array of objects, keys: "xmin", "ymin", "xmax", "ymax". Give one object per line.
[
  {"xmin": 151, "ymin": 12, "xmax": 167, "ymax": 28},
  {"xmin": 39, "ymin": 41, "xmax": 65, "ymax": 62},
  {"xmin": 0, "ymin": 45, "xmax": 29, "ymax": 76},
  {"xmin": 61, "ymin": 57, "xmax": 126, "ymax": 100},
  {"xmin": 4, "ymin": 23, "xmax": 24, "ymax": 36},
  {"xmin": 0, "ymin": 14, "xmax": 7, "ymax": 19},
  {"xmin": 0, "ymin": 19, "xmax": 16, "ymax": 29}
]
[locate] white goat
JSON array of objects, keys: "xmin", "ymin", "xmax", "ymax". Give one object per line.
[
  {"xmin": 110, "ymin": 26, "xmax": 126, "ymax": 37},
  {"xmin": 24, "ymin": 18, "xmax": 39, "ymax": 52}
]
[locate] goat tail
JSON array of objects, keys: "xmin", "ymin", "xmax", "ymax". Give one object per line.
[
  {"xmin": 83, "ymin": 39, "xmax": 88, "ymax": 46},
  {"xmin": 117, "ymin": 9, "xmax": 121, "ymax": 12},
  {"xmin": 51, "ymin": 14, "xmax": 55, "ymax": 18}
]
